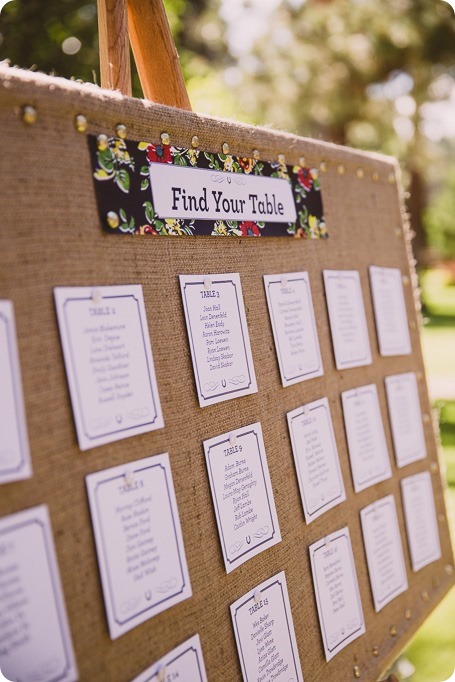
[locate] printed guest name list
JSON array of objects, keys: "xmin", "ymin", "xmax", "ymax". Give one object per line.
[{"xmin": 180, "ymin": 274, "xmax": 257, "ymax": 407}]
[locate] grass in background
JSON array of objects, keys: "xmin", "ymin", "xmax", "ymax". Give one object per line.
[{"xmin": 400, "ymin": 267, "xmax": 455, "ymax": 682}]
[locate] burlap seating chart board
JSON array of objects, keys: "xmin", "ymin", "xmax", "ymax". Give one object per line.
[{"xmin": 0, "ymin": 64, "xmax": 453, "ymax": 682}]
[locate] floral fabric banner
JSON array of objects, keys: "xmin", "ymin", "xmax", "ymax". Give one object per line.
[{"xmin": 88, "ymin": 134, "xmax": 327, "ymax": 238}]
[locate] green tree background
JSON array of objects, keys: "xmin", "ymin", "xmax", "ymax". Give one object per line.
[{"xmin": 1, "ymin": 0, "xmax": 454, "ymax": 260}]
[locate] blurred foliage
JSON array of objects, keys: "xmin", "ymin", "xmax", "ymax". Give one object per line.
[
  {"xmin": 222, "ymin": 0, "xmax": 455, "ymax": 148},
  {"xmin": 425, "ymin": 168, "xmax": 455, "ymax": 259},
  {"xmin": 1, "ymin": 0, "xmax": 455, "ymax": 259},
  {"xmin": 0, "ymin": 0, "xmax": 214, "ymax": 91}
]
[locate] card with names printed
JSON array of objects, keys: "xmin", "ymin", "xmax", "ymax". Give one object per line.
[
  {"xmin": 0, "ymin": 505, "xmax": 78, "ymax": 682},
  {"xmin": 203, "ymin": 422, "xmax": 281, "ymax": 573},
  {"xmin": 369, "ymin": 266, "xmax": 411, "ymax": 356},
  {"xmin": 309, "ymin": 526, "xmax": 365, "ymax": 661},
  {"xmin": 287, "ymin": 397, "xmax": 346, "ymax": 523},
  {"xmin": 54, "ymin": 285, "xmax": 164, "ymax": 450},
  {"xmin": 342, "ymin": 384, "xmax": 392, "ymax": 492},
  {"xmin": 86, "ymin": 453, "xmax": 192, "ymax": 639},
  {"xmin": 401, "ymin": 472, "xmax": 441, "ymax": 572},
  {"xmin": 263, "ymin": 272, "xmax": 323, "ymax": 386},
  {"xmin": 179, "ymin": 273, "xmax": 257, "ymax": 407},
  {"xmin": 323, "ymin": 270, "xmax": 372, "ymax": 370},
  {"xmin": 130, "ymin": 635, "xmax": 208, "ymax": 682},
  {"xmin": 385, "ymin": 372, "xmax": 426, "ymax": 467},
  {"xmin": 0, "ymin": 300, "xmax": 32, "ymax": 484},
  {"xmin": 230, "ymin": 571, "xmax": 303, "ymax": 682},
  {"xmin": 360, "ymin": 495, "xmax": 408, "ymax": 612}
]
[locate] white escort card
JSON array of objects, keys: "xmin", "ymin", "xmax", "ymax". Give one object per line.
[
  {"xmin": 369, "ymin": 266, "xmax": 411, "ymax": 356},
  {"xmin": 323, "ymin": 270, "xmax": 372, "ymax": 370},
  {"xmin": 203, "ymin": 423, "xmax": 281, "ymax": 573},
  {"xmin": 341, "ymin": 384, "xmax": 392, "ymax": 492},
  {"xmin": 309, "ymin": 527, "xmax": 365, "ymax": 661},
  {"xmin": 263, "ymin": 272, "xmax": 323, "ymax": 386},
  {"xmin": 0, "ymin": 300, "xmax": 32, "ymax": 484},
  {"xmin": 131, "ymin": 634, "xmax": 208, "ymax": 682},
  {"xmin": 230, "ymin": 571, "xmax": 303, "ymax": 682},
  {"xmin": 86, "ymin": 453, "xmax": 192, "ymax": 639},
  {"xmin": 287, "ymin": 397, "xmax": 346, "ymax": 523},
  {"xmin": 401, "ymin": 472, "xmax": 441, "ymax": 572},
  {"xmin": 0, "ymin": 505, "xmax": 77, "ymax": 682},
  {"xmin": 385, "ymin": 372, "xmax": 426, "ymax": 467},
  {"xmin": 179, "ymin": 273, "xmax": 257, "ymax": 407},
  {"xmin": 360, "ymin": 495, "xmax": 408, "ymax": 612},
  {"xmin": 54, "ymin": 285, "xmax": 164, "ymax": 451}
]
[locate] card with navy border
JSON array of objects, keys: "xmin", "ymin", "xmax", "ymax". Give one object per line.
[
  {"xmin": 323, "ymin": 270, "xmax": 372, "ymax": 370},
  {"xmin": 385, "ymin": 372, "xmax": 426, "ymax": 468},
  {"xmin": 0, "ymin": 300, "xmax": 32, "ymax": 484},
  {"xmin": 86, "ymin": 453, "xmax": 192, "ymax": 639},
  {"xmin": 309, "ymin": 526, "xmax": 365, "ymax": 661},
  {"xmin": 54, "ymin": 285, "xmax": 164, "ymax": 450},
  {"xmin": 369, "ymin": 266, "xmax": 411, "ymax": 356},
  {"xmin": 341, "ymin": 384, "xmax": 392, "ymax": 492},
  {"xmin": 203, "ymin": 422, "xmax": 281, "ymax": 573},
  {"xmin": 230, "ymin": 571, "xmax": 303, "ymax": 682},
  {"xmin": 287, "ymin": 397, "xmax": 346, "ymax": 523},
  {"xmin": 263, "ymin": 272, "xmax": 323, "ymax": 386},
  {"xmin": 0, "ymin": 505, "xmax": 78, "ymax": 682},
  {"xmin": 130, "ymin": 634, "xmax": 208, "ymax": 682},
  {"xmin": 360, "ymin": 495, "xmax": 408, "ymax": 612},
  {"xmin": 401, "ymin": 472, "xmax": 441, "ymax": 572},
  {"xmin": 179, "ymin": 273, "xmax": 257, "ymax": 407}
]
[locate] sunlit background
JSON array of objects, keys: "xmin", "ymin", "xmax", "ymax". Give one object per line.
[{"xmin": 1, "ymin": 1, "xmax": 454, "ymax": 679}]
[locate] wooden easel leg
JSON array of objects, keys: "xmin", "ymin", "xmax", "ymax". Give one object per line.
[
  {"xmin": 127, "ymin": 0, "xmax": 192, "ymax": 110},
  {"xmin": 98, "ymin": 0, "xmax": 132, "ymax": 96}
]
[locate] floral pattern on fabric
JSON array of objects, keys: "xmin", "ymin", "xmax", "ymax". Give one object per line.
[{"xmin": 89, "ymin": 134, "xmax": 327, "ymax": 238}]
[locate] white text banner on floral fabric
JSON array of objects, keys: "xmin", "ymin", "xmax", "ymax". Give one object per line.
[{"xmin": 149, "ymin": 163, "xmax": 297, "ymax": 222}]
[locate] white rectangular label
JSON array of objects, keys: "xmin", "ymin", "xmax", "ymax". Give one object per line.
[
  {"xmin": 86, "ymin": 453, "xmax": 192, "ymax": 639},
  {"xmin": 150, "ymin": 163, "xmax": 297, "ymax": 222},
  {"xmin": 369, "ymin": 265, "xmax": 411, "ymax": 356},
  {"xmin": 54, "ymin": 284, "xmax": 164, "ymax": 450},
  {"xmin": 341, "ymin": 384, "xmax": 392, "ymax": 492},
  {"xmin": 287, "ymin": 397, "xmax": 346, "ymax": 523},
  {"xmin": 385, "ymin": 372, "xmax": 426, "ymax": 467},
  {"xmin": 179, "ymin": 273, "xmax": 257, "ymax": 407},
  {"xmin": 323, "ymin": 270, "xmax": 372, "ymax": 369},
  {"xmin": 0, "ymin": 300, "xmax": 32, "ymax": 484},
  {"xmin": 264, "ymin": 272, "xmax": 323, "ymax": 386},
  {"xmin": 203, "ymin": 422, "xmax": 281, "ymax": 573},
  {"xmin": 360, "ymin": 495, "xmax": 408, "ymax": 612},
  {"xmin": 401, "ymin": 471, "xmax": 441, "ymax": 572},
  {"xmin": 0, "ymin": 505, "xmax": 78, "ymax": 682},
  {"xmin": 309, "ymin": 527, "xmax": 365, "ymax": 661},
  {"xmin": 230, "ymin": 571, "xmax": 303, "ymax": 682}
]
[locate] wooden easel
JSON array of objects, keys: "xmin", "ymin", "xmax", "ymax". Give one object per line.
[{"xmin": 97, "ymin": 0, "xmax": 191, "ymax": 109}]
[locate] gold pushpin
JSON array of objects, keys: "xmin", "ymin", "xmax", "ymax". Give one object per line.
[
  {"xmin": 106, "ymin": 211, "xmax": 119, "ymax": 229},
  {"xmin": 22, "ymin": 105, "xmax": 37, "ymax": 125},
  {"xmin": 74, "ymin": 114, "xmax": 88, "ymax": 133},
  {"xmin": 116, "ymin": 123, "xmax": 127, "ymax": 139}
]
